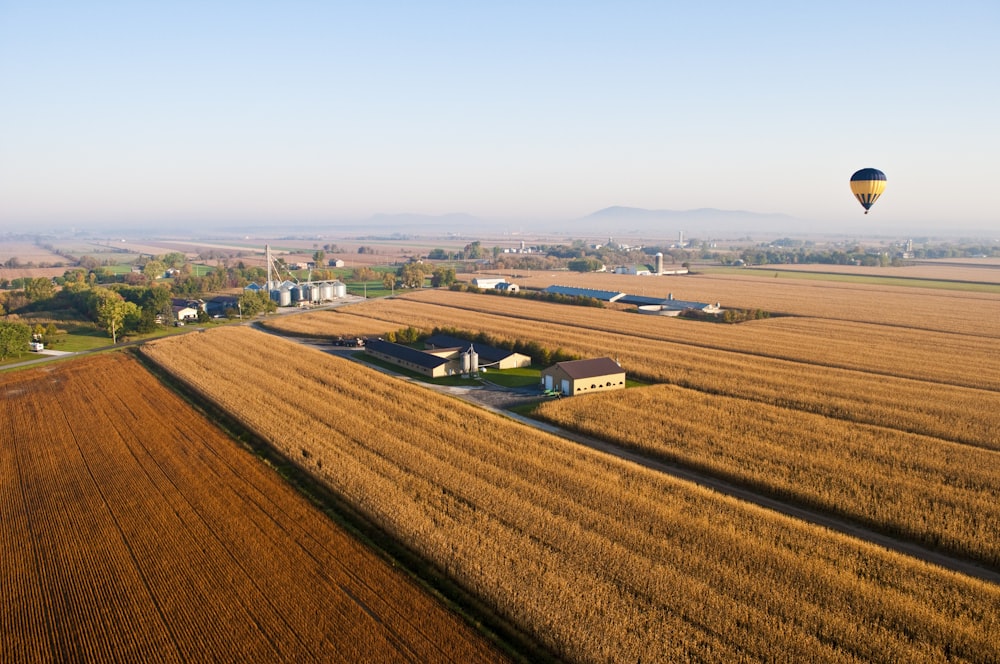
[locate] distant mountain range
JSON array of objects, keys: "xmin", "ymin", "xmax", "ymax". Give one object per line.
[
  {"xmin": 573, "ymin": 206, "xmax": 801, "ymax": 237},
  {"xmin": 349, "ymin": 206, "xmax": 802, "ymax": 238}
]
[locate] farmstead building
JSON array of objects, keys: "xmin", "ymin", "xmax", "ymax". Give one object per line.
[
  {"xmin": 541, "ymin": 357, "xmax": 626, "ymax": 397},
  {"xmin": 424, "ymin": 334, "xmax": 531, "ymax": 370},
  {"xmin": 365, "ymin": 339, "xmax": 453, "ymax": 377}
]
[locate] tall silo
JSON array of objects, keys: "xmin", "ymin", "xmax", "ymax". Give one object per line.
[
  {"xmin": 655, "ymin": 252, "xmax": 664, "ymax": 275},
  {"xmin": 468, "ymin": 345, "xmax": 479, "ymax": 373}
]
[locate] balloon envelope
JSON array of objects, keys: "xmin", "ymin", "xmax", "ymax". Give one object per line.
[{"xmin": 850, "ymin": 168, "xmax": 886, "ymax": 213}]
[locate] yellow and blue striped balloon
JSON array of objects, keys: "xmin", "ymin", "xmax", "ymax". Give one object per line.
[{"xmin": 850, "ymin": 168, "xmax": 886, "ymax": 214}]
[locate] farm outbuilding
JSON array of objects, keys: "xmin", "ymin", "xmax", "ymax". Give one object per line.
[
  {"xmin": 365, "ymin": 339, "xmax": 455, "ymax": 378},
  {"xmin": 541, "ymin": 357, "xmax": 626, "ymax": 397},
  {"xmin": 472, "ymin": 277, "xmax": 508, "ymax": 290},
  {"xmin": 424, "ymin": 334, "xmax": 531, "ymax": 369},
  {"xmin": 543, "ymin": 285, "xmax": 626, "ymax": 303}
]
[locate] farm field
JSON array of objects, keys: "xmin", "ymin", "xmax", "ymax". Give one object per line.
[
  {"xmin": 535, "ymin": 383, "xmax": 1000, "ymax": 567},
  {"xmin": 142, "ymin": 326, "xmax": 1000, "ymax": 663},
  {"xmin": 745, "ymin": 261, "xmax": 1000, "ymax": 285},
  {"xmin": 260, "ymin": 292, "xmax": 1000, "ymax": 567},
  {"xmin": 262, "ymin": 293, "xmax": 1000, "ymax": 449},
  {"xmin": 0, "ymin": 353, "xmax": 508, "ymax": 664},
  {"xmin": 472, "ymin": 269, "xmax": 1000, "ymax": 336},
  {"xmin": 394, "ymin": 289, "xmax": 1000, "ymax": 390}
]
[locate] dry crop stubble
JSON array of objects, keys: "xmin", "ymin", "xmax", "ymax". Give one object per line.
[
  {"xmin": 0, "ymin": 354, "xmax": 509, "ymax": 664},
  {"xmin": 396, "ymin": 289, "xmax": 1000, "ymax": 391},
  {"xmin": 143, "ymin": 326, "xmax": 1000, "ymax": 663},
  {"xmin": 265, "ymin": 294, "xmax": 1000, "ymax": 449},
  {"xmin": 491, "ymin": 269, "xmax": 1000, "ymax": 337},
  {"xmin": 534, "ymin": 382, "xmax": 1000, "ymax": 567}
]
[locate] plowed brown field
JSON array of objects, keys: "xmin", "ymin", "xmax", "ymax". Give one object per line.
[{"xmin": 0, "ymin": 354, "xmax": 509, "ymax": 664}]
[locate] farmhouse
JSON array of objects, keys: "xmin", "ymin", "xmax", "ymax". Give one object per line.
[
  {"xmin": 171, "ymin": 298, "xmax": 202, "ymax": 323},
  {"xmin": 424, "ymin": 334, "xmax": 532, "ymax": 369},
  {"xmin": 541, "ymin": 357, "xmax": 626, "ymax": 397}
]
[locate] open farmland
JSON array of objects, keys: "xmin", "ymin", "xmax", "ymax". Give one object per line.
[
  {"xmin": 0, "ymin": 354, "xmax": 509, "ymax": 664},
  {"xmin": 393, "ymin": 289, "xmax": 1000, "ymax": 391},
  {"xmin": 262, "ymin": 293, "xmax": 1000, "ymax": 449},
  {"xmin": 534, "ymin": 383, "xmax": 1000, "ymax": 567},
  {"xmin": 143, "ymin": 326, "xmax": 1000, "ymax": 663},
  {"xmin": 259, "ymin": 290, "xmax": 1000, "ymax": 566},
  {"xmin": 749, "ymin": 261, "xmax": 1000, "ymax": 285},
  {"xmin": 477, "ymin": 269, "xmax": 1000, "ymax": 336}
]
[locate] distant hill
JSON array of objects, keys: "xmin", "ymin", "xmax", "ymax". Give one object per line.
[
  {"xmin": 572, "ymin": 206, "xmax": 801, "ymax": 237},
  {"xmin": 313, "ymin": 206, "xmax": 803, "ymax": 239}
]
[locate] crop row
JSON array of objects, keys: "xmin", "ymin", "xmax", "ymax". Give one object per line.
[
  {"xmin": 264, "ymin": 294, "xmax": 1000, "ymax": 450},
  {"xmin": 0, "ymin": 354, "xmax": 505, "ymax": 663},
  {"xmin": 486, "ymin": 269, "xmax": 1000, "ymax": 337},
  {"xmin": 399, "ymin": 288, "xmax": 1000, "ymax": 391},
  {"xmin": 535, "ymin": 382, "xmax": 1000, "ymax": 567},
  {"xmin": 143, "ymin": 327, "xmax": 1000, "ymax": 663}
]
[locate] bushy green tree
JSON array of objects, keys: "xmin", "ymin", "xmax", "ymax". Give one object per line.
[{"xmin": 0, "ymin": 320, "xmax": 32, "ymax": 359}]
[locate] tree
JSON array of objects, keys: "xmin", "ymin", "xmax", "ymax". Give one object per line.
[
  {"xmin": 24, "ymin": 277, "xmax": 55, "ymax": 302},
  {"xmin": 431, "ymin": 266, "xmax": 456, "ymax": 287},
  {"xmin": 161, "ymin": 252, "xmax": 187, "ymax": 269},
  {"xmin": 143, "ymin": 260, "xmax": 166, "ymax": 279},
  {"xmin": 238, "ymin": 290, "xmax": 276, "ymax": 318},
  {"xmin": 382, "ymin": 271, "xmax": 397, "ymax": 291},
  {"xmin": 352, "ymin": 266, "xmax": 377, "ymax": 282},
  {"xmin": 94, "ymin": 289, "xmax": 139, "ymax": 344},
  {"xmin": 313, "ymin": 249, "xmax": 325, "ymax": 266},
  {"xmin": 397, "ymin": 262, "xmax": 430, "ymax": 288},
  {"xmin": 0, "ymin": 321, "xmax": 31, "ymax": 359}
]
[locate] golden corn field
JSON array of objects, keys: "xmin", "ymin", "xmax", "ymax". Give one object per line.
[
  {"xmin": 535, "ymin": 383, "xmax": 1000, "ymax": 566},
  {"xmin": 466, "ymin": 268, "xmax": 1000, "ymax": 337},
  {"xmin": 0, "ymin": 354, "xmax": 509, "ymax": 664},
  {"xmin": 143, "ymin": 326, "xmax": 1000, "ymax": 663},
  {"xmin": 262, "ymin": 292, "xmax": 1000, "ymax": 449}
]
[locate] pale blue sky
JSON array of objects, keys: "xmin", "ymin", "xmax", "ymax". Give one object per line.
[{"xmin": 1, "ymin": 1, "xmax": 998, "ymax": 234}]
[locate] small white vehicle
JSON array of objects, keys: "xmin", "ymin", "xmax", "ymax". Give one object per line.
[{"xmin": 29, "ymin": 341, "xmax": 44, "ymax": 352}]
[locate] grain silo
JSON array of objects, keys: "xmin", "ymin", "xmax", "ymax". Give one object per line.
[
  {"xmin": 331, "ymin": 281, "xmax": 346, "ymax": 298},
  {"xmin": 655, "ymin": 252, "xmax": 664, "ymax": 275}
]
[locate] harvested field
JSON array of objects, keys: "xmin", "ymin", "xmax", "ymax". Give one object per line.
[
  {"xmin": 472, "ymin": 270, "xmax": 1000, "ymax": 336},
  {"xmin": 143, "ymin": 326, "xmax": 1000, "ymax": 663},
  {"xmin": 262, "ymin": 294, "xmax": 1000, "ymax": 448},
  {"xmin": 395, "ymin": 289, "xmax": 1000, "ymax": 390},
  {"xmin": 535, "ymin": 383, "xmax": 1000, "ymax": 567},
  {"xmin": 752, "ymin": 262, "xmax": 1000, "ymax": 284},
  {"xmin": 258, "ymin": 310, "xmax": 395, "ymax": 339},
  {"xmin": 0, "ymin": 354, "xmax": 508, "ymax": 664}
]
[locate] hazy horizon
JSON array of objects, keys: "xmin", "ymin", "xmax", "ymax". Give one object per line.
[{"xmin": 2, "ymin": 2, "xmax": 998, "ymax": 236}]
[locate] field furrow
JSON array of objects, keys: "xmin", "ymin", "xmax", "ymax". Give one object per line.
[
  {"xmin": 263, "ymin": 295, "xmax": 1000, "ymax": 449},
  {"xmin": 0, "ymin": 354, "xmax": 508, "ymax": 664},
  {"xmin": 143, "ymin": 326, "xmax": 1000, "ymax": 663}
]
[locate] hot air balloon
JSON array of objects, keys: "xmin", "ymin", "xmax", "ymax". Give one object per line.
[{"xmin": 850, "ymin": 168, "xmax": 886, "ymax": 214}]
